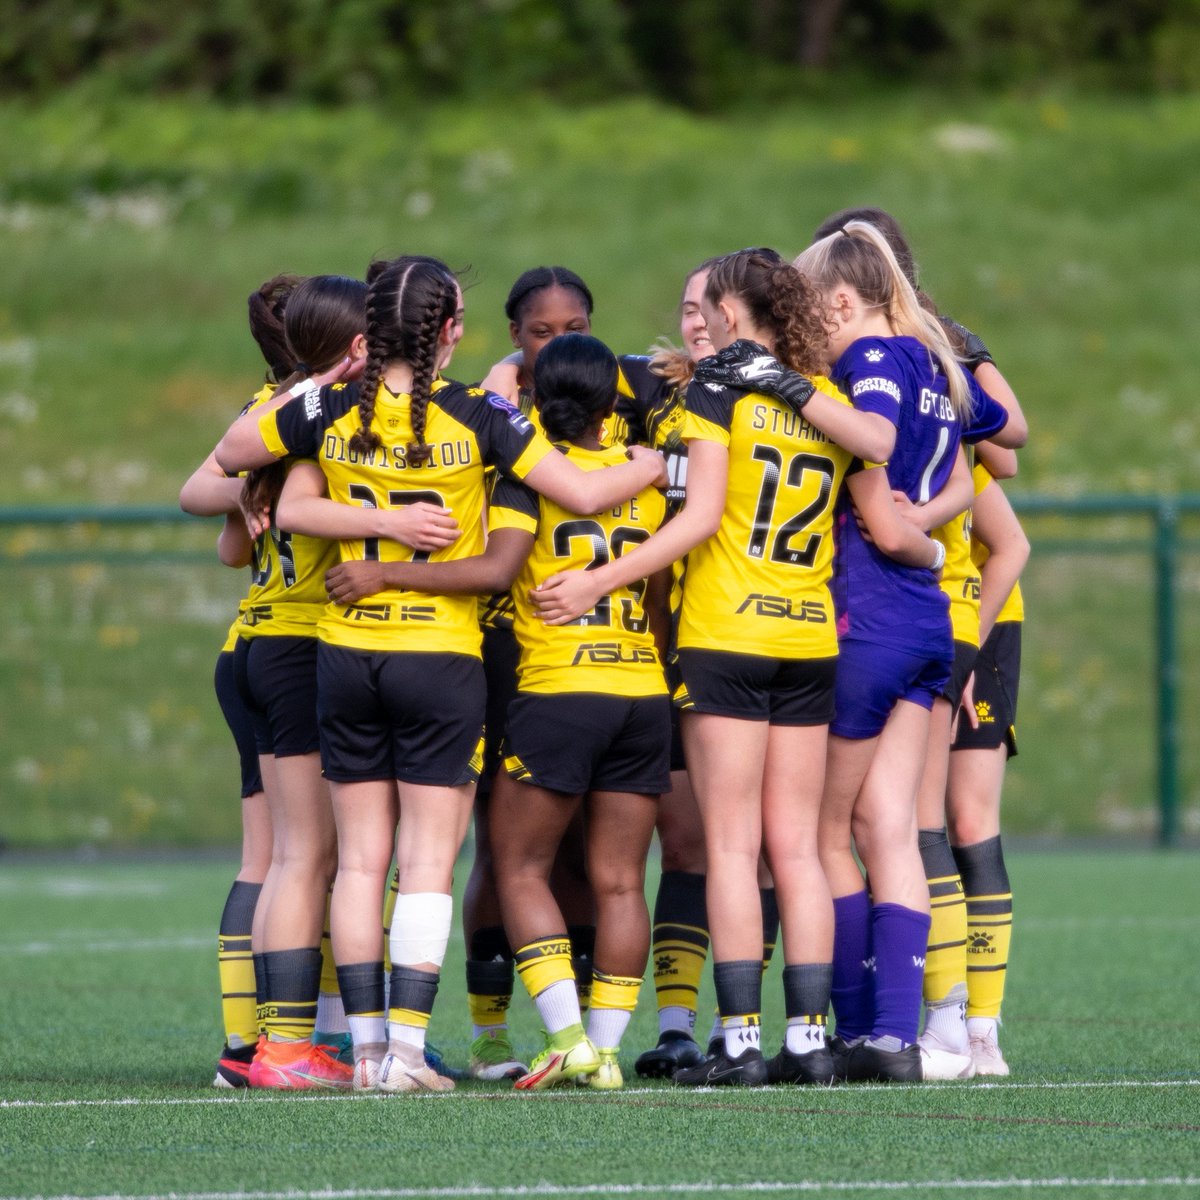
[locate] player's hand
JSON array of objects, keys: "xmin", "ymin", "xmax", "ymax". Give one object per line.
[
  {"xmin": 627, "ymin": 442, "xmax": 669, "ymax": 488},
  {"xmin": 480, "ymin": 357, "xmax": 521, "ymax": 405},
  {"xmin": 326, "ymin": 561, "xmax": 388, "ymax": 604},
  {"xmin": 531, "ymin": 570, "xmax": 606, "ymax": 626},
  {"xmin": 238, "ymin": 497, "xmax": 271, "ymax": 540},
  {"xmin": 940, "ymin": 317, "xmax": 993, "ymax": 370},
  {"xmin": 891, "ymin": 489, "xmax": 926, "ymax": 530},
  {"xmin": 692, "ymin": 339, "xmax": 816, "ymax": 413},
  {"xmin": 379, "ymin": 503, "xmax": 460, "ymax": 552},
  {"xmin": 959, "ymin": 670, "xmax": 980, "ymax": 730},
  {"xmin": 312, "ymin": 356, "xmax": 357, "ymax": 387}
]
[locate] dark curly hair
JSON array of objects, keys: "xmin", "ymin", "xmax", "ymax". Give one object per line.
[{"xmin": 703, "ymin": 248, "xmax": 828, "ymax": 377}]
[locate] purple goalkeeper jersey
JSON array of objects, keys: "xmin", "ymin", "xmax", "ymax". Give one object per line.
[{"xmin": 829, "ymin": 335, "xmax": 1008, "ymax": 654}]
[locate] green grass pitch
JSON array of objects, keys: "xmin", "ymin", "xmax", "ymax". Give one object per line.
[{"xmin": 2, "ymin": 849, "xmax": 1198, "ymax": 1199}]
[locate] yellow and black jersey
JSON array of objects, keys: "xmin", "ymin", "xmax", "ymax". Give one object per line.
[
  {"xmin": 476, "ymin": 374, "xmax": 645, "ymax": 633},
  {"xmin": 259, "ymin": 377, "xmax": 552, "ymax": 655},
  {"xmin": 489, "ymin": 443, "xmax": 668, "ymax": 697},
  {"xmin": 617, "ymin": 356, "xmax": 687, "ymax": 509},
  {"xmin": 235, "ymin": 391, "xmax": 338, "ymax": 639},
  {"xmin": 935, "ymin": 500, "xmax": 981, "ymax": 649},
  {"xmin": 970, "ymin": 462, "xmax": 1025, "ymax": 624},
  {"xmin": 220, "ymin": 610, "xmax": 245, "ymax": 654},
  {"xmin": 678, "ymin": 377, "xmax": 854, "ymax": 660}
]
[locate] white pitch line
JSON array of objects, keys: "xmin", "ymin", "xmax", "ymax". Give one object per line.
[
  {"xmin": 4, "ymin": 936, "xmax": 210, "ymax": 956},
  {"xmin": 2, "ymin": 1177, "xmax": 1199, "ymax": 1199},
  {"xmin": 3, "ymin": 1077, "xmax": 1199, "ymax": 1110}
]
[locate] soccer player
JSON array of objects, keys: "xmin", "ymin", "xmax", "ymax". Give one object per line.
[
  {"xmin": 180, "ymin": 273, "xmax": 299, "ymax": 1088},
  {"xmin": 793, "ymin": 220, "xmax": 1025, "ymax": 1082},
  {"xmin": 332, "ymin": 332, "xmax": 672, "ymax": 1089},
  {"xmin": 486, "ymin": 261, "xmax": 785, "ymax": 1076},
  {"xmin": 947, "ymin": 466, "xmax": 1029, "ymax": 1075},
  {"xmin": 463, "ymin": 266, "xmax": 602, "ymax": 1082},
  {"xmin": 810, "ymin": 207, "xmax": 1027, "ymax": 1078},
  {"xmin": 533, "ymin": 248, "xmax": 898, "ymax": 1086},
  {"xmin": 185, "ymin": 275, "xmax": 375, "ymax": 1089},
  {"xmin": 214, "ymin": 255, "xmax": 666, "ymax": 1093}
]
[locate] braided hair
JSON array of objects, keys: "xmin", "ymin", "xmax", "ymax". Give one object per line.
[
  {"xmin": 703, "ymin": 248, "xmax": 828, "ymax": 378},
  {"xmin": 349, "ymin": 255, "xmax": 459, "ymax": 466}
]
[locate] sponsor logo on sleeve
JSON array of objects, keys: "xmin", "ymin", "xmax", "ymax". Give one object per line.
[
  {"xmin": 851, "ymin": 376, "xmax": 902, "ymax": 403},
  {"xmin": 302, "ymin": 385, "xmax": 322, "ymax": 421}
]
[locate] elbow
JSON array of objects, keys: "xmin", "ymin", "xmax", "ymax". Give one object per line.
[
  {"xmin": 869, "ymin": 523, "xmax": 910, "ymax": 559},
  {"xmin": 274, "ymin": 498, "xmax": 297, "ymax": 533},
  {"xmin": 213, "ymin": 439, "xmax": 237, "ymax": 475},
  {"xmin": 866, "ymin": 434, "xmax": 896, "ymax": 465},
  {"xmin": 998, "ymin": 415, "xmax": 1029, "ymax": 450}
]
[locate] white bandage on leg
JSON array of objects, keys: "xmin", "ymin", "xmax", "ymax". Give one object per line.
[{"xmin": 389, "ymin": 892, "xmax": 453, "ymax": 968}]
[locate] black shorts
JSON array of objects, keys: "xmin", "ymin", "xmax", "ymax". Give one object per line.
[
  {"xmin": 479, "ymin": 624, "xmax": 521, "ymax": 800},
  {"xmin": 504, "ymin": 691, "xmax": 672, "ymax": 797},
  {"xmin": 317, "ymin": 643, "xmax": 485, "ymax": 786},
  {"xmin": 673, "ymin": 648, "xmax": 837, "ymax": 726},
  {"xmin": 214, "ymin": 649, "xmax": 264, "ymax": 798},
  {"xmin": 942, "ymin": 640, "xmax": 981, "ymax": 709},
  {"xmin": 952, "ymin": 622, "xmax": 1021, "ymax": 757},
  {"xmin": 233, "ymin": 635, "xmax": 320, "ymax": 758}
]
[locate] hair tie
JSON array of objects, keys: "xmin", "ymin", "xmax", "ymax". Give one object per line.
[{"xmin": 294, "ymin": 361, "xmax": 311, "ymax": 374}]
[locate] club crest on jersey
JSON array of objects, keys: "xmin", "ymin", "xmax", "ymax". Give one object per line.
[{"xmin": 865, "ymin": 348, "xmax": 885, "ymax": 363}]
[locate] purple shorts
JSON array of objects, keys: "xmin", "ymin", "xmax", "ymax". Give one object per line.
[{"xmin": 831, "ymin": 637, "xmax": 953, "ymax": 740}]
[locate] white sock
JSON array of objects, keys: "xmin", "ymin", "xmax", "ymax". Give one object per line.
[
  {"xmin": 784, "ymin": 1020, "xmax": 826, "ymax": 1055},
  {"xmin": 722, "ymin": 1019, "xmax": 760, "ymax": 1058},
  {"xmin": 387, "ymin": 1021, "xmax": 426, "ymax": 1053},
  {"xmin": 588, "ymin": 1007, "xmax": 632, "ymax": 1051},
  {"xmin": 348, "ymin": 1013, "xmax": 386, "ymax": 1058},
  {"xmin": 658, "ymin": 1005, "xmax": 695, "ymax": 1037},
  {"xmin": 536, "ymin": 979, "xmax": 582, "ymax": 1036},
  {"xmin": 967, "ymin": 1016, "xmax": 1000, "ymax": 1040},
  {"xmin": 315, "ymin": 990, "xmax": 349, "ymax": 1035},
  {"xmin": 923, "ymin": 995, "xmax": 969, "ymax": 1053},
  {"xmin": 472, "ymin": 1022, "xmax": 509, "ymax": 1039}
]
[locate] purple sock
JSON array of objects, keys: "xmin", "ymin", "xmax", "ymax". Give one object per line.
[
  {"xmin": 831, "ymin": 890, "xmax": 873, "ymax": 1040},
  {"xmin": 870, "ymin": 902, "xmax": 932, "ymax": 1045}
]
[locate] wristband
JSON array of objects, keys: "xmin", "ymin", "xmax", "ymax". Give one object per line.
[
  {"xmin": 289, "ymin": 377, "xmax": 317, "ymax": 398},
  {"xmin": 929, "ymin": 539, "xmax": 946, "ymax": 572}
]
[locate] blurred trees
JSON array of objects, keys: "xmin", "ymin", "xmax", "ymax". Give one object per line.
[{"xmin": 2, "ymin": 0, "xmax": 1197, "ymax": 103}]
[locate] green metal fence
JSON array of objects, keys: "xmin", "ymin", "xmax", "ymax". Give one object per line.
[{"xmin": 1, "ymin": 499, "xmax": 1196, "ymax": 847}]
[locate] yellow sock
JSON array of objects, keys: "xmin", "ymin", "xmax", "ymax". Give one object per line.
[
  {"xmin": 919, "ymin": 828, "xmax": 968, "ymax": 1003},
  {"xmin": 953, "ymin": 836, "xmax": 1014, "ymax": 1019},
  {"xmin": 217, "ymin": 880, "xmax": 260, "ymax": 1050}
]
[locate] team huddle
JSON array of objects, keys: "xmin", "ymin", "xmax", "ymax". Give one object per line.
[{"xmin": 181, "ymin": 204, "xmax": 1030, "ymax": 1094}]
